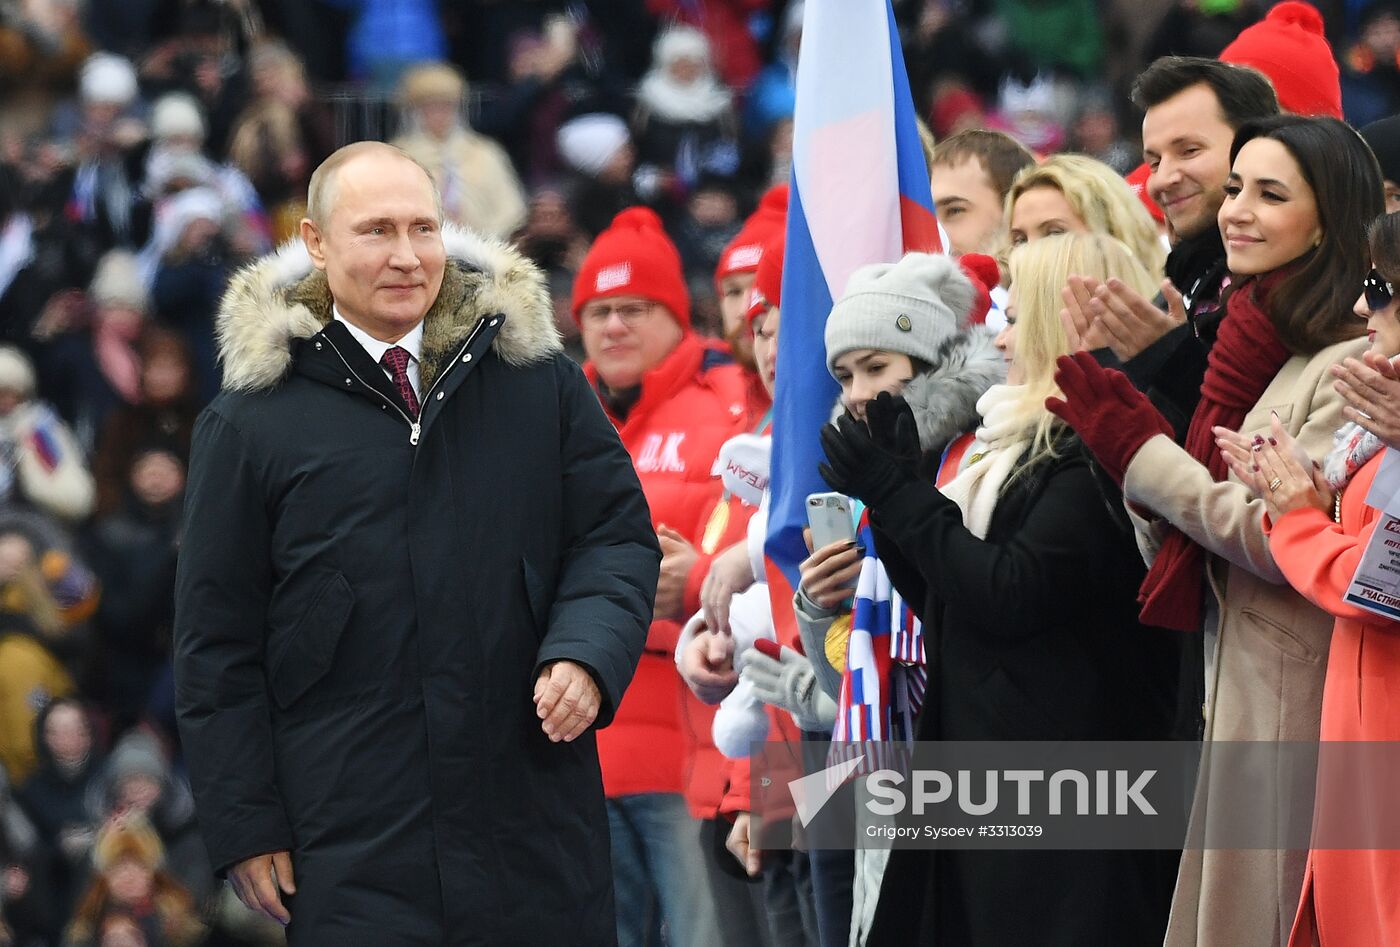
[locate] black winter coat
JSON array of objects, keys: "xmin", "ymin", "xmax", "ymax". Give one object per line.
[
  {"xmin": 1092, "ymin": 228, "xmax": 1230, "ymax": 745},
  {"xmin": 865, "ymin": 437, "xmax": 1181, "ymax": 946},
  {"xmin": 173, "ymin": 228, "xmax": 660, "ymax": 946}
]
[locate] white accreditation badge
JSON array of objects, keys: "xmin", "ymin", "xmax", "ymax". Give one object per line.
[{"xmin": 1344, "ymin": 448, "xmax": 1400, "ymax": 619}]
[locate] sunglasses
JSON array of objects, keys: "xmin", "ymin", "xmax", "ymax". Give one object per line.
[{"xmin": 1365, "ymin": 269, "xmax": 1395, "ymax": 312}]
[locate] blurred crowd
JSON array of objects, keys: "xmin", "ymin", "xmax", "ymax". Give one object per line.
[{"xmin": 3, "ymin": 0, "xmax": 1400, "ymax": 945}]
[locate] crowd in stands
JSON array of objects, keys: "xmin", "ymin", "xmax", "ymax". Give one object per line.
[{"xmin": 7, "ymin": 0, "xmax": 1400, "ymax": 945}]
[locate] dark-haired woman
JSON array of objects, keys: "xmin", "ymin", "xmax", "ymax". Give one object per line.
[
  {"xmin": 1047, "ymin": 115, "xmax": 1383, "ymax": 947},
  {"xmin": 1216, "ymin": 212, "xmax": 1400, "ymax": 946}
]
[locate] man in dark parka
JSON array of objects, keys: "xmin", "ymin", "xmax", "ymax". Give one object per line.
[{"xmin": 173, "ymin": 142, "xmax": 660, "ymax": 945}]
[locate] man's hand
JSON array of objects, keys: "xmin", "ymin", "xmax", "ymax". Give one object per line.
[
  {"xmin": 229, "ymin": 851, "xmax": 295, "ymax": 926},
  {"xmin": 700, "ymin": 540, "xmax": 756, "ymax": 636},
  {"xmin": 1089, "ymin": 278, "xmax": 1187, "ymax": 362},
  {"xmin": 679, "ymin": 628, "xmax": 738, "ymax": 703},
  {"xmin": 726, "ymin": 812, "xmax": 762, "ymax": 877},
  {"xmin": 1333, "ymin": 351, "xmax": 1400, "ymax": 447},
  {"xmin": 655, "ymin": 525, "xmax": 698, "ymax": 621},
  {"xmin": 533, "ymin": 660, "xmax": 602, "ymax": 742}
]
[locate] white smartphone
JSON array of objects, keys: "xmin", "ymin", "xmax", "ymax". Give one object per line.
[{"xmin": 806, "ymin": 492, "xmax": 856, "ymax": 549}]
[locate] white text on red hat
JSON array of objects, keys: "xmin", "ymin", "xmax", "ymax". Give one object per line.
[{"xmin": 596, "ymin": 262, "xmax": 633, "ymax": 294}]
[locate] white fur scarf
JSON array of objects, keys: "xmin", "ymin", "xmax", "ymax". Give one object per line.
[
  {"xmin": 940, "ymin": 384, "xmax": 1035, "ymax": 538},
  {"xmin": 637, "ymin": 72, "xmax": 731, "ymax": 124}
]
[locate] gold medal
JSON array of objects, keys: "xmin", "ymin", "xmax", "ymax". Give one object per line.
[
  {"xmin": 701, "ymin": 496, "xmax": 731, "ymax": 555},
  {"xmin": 826, "ymin": 613, "xmax": 852, "ymax": 673}
]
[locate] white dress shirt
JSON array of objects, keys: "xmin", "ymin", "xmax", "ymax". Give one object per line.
[{"xmin": 333, "ymin": 306, "xmax": 423, "ymax": 399}]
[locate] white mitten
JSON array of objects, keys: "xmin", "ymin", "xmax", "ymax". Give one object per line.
[{"xmin": 712, "ymin": 677, "xmax": 771, "ymax": 759}]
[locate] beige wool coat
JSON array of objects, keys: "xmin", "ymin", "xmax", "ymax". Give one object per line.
[
  {"xmin": 1122, "ymin": 335, "xmax": 1367, "ymax": 947},
  {"xmin": 393, "ymin": 128, "xmax": 527, "ymax": 240}
]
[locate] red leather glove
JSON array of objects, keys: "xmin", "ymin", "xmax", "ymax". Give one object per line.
[{"xmin": 1045, "ymin": 351, "xmax": 1173, "ymax": 485}]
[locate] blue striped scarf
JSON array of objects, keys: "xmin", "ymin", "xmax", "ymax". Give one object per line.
[{"xmin": 827, "ymin": 525, "xmax": 926, "ymax": 779}]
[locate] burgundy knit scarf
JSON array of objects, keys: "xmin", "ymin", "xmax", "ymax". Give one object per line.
[{"xmin": 1137, "ymin": 271, "xmax": 1292, "ymax": 632}]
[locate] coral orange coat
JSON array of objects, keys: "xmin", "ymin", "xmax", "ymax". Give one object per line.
[{"xmin": 1268, "ymin": 456, "xmax": 1400, "ymax": 947}]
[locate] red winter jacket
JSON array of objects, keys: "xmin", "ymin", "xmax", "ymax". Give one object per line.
[
  {"xmin": 683, "ymin": 390, "xmax": 771, "ymax": 817},
  {"xmin": 681, "ymin": 478, "xmax": 759, "ymax": 818},
  {"xmin": 588, "ymin": 334, "xmax": 749, "ymax": 799}
]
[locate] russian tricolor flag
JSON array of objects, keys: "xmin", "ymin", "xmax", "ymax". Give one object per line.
[{"xmin": 763, "ymin": 0, "xmax": 941, "ymax": 661}]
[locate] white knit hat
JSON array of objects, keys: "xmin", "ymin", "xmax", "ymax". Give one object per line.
[
  {"xmin": 653, "ymin": 25, "xmax": 711, "ymax": 69},
  {"xmin": 151, "ymin": 93, "xmax": 206, "ymax": 141},
  {"xmin": 824, "ymin": 253, "xmax": 976, "ymax": 376},
  {"xmin": 89, "ymin": 250, "xmax": 149, "ymax": 312},
  {"xmin": 556, "ymin": 113, "xmax": 630, "ymax": 176},
  {"xmin": 80, "ymin": 53, "xmax": 139, "ymax": 106},
  {"xmin": 150, "ymin": 186, "xmax": 225, "ymax": 260},
  {"xmin": 0, "ymin": 346, "xmax": 36, "ymax": 397}
]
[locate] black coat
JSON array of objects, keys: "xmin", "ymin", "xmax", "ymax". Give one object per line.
[
  {"xmin": 1093, "ymin": 229, "xmax": 1229, "ymax": 745},
  {"xmin": 173, "ymin": 229, "xmax": 660, "ymax": 946},
  {"xmin": 865, "ymin": 438, "xmax": 1181, "ymax": 946}
]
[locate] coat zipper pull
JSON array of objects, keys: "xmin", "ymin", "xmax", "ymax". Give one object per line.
[{"xmin": 410, "ymin": 422, "xmax": 421, "ymax": 446}]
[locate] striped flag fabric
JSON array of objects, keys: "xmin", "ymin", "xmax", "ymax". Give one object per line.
[
  {"xmin": 763, "ymin": 0, "xmax": 941, "ymax": 666},
  {"xmin": 824, "ymin": 526, "xmax": 926, "ymax": 785}
]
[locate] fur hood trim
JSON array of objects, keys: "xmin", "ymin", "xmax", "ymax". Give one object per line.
[
  {"xmin": 216, "ymin": 224, "xmax": 560, "ymax": 392},
  {"xmin": 903, "ymin": 325, "xmax": 1005, "ymax": 453}
]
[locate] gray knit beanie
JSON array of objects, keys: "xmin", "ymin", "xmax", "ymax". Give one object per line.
[{"xmin": 824, "ymin": 252, "xmax": 976, "ymax": 377}]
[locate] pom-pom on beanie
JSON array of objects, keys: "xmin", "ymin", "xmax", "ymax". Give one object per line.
[
  {"xmin": 957, "ymin": 253, "xmax": 1000, "ymax": 326},
  {"xmin": 1220, "ymin": 2, "xmax": 1342, "ymax": 119}
]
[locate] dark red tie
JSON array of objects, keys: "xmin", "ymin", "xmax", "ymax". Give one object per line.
[{"xmin": 380, "ymin": 346, "xmax": 420, "ymax": 418}]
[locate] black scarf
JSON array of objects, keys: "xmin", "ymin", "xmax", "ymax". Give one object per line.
[{"xmin": 1164, "ymin": 225, "xmax": 1229, "ymax": 329}]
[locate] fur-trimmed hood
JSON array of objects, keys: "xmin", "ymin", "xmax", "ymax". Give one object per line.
[
  {"xmin": 903, "ymin": 325, "xmax": 1005, "ymax": 454},
  {"xmin": 829, "ymin": 325, "xmax": 1005, "ymax": 455},
  {"xmin": 215, "ymin": 225, "xmax": 560, "ymax": 392}
]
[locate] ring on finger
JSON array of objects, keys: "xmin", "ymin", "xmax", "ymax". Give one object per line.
[{"xmin": 1268, "ymin": 477, "xmax": 1283, "ymax": 492}]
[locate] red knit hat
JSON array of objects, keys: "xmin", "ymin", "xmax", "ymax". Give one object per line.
[
  {"xmin": 930, "ymin": 86, "xmax": 986, "ymax": 139},
  {"xmin": 717, "ymin": 185, "xmax": 789, "ymax": 286},
  {"xmin": 745, "ymin": 234, "xmax": 786, "ymax": 323},
  {"xmin": 1220, "ymin": 2, "xmax": 1342, "ymax": 119},
  {"xmin": 572, "ymin": 207, "xmax": 690, "ymax": 328}
]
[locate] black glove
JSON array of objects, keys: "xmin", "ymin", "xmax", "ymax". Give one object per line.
[
  {"xmin": 864, "ymin": 391, "xmax": 923, "ymax": 473},
  {"xmin": 818, "ymin": 393, "xmax": 922, "ymax": 509}
]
